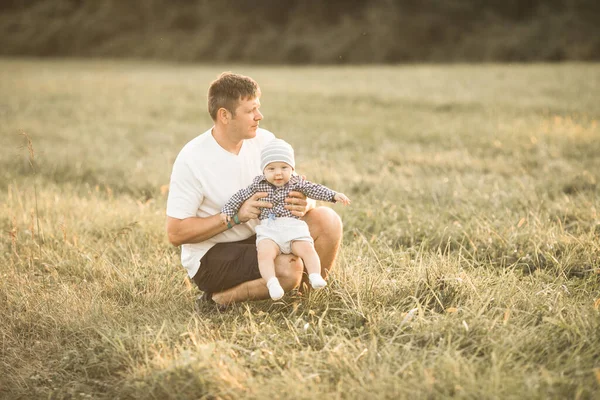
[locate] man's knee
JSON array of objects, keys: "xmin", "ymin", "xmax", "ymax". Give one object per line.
[
  {"xmin": 275, "ymin": 255, "xmax": 304, "ymax": 290},
  {"xmin": 304, "ymin": 207, "xmax": 343, "ymax": 240}
]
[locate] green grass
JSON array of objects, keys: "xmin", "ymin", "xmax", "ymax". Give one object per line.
[{"xmin": 1, "ymin": 58, "xmax": 599, "ymax": 399}]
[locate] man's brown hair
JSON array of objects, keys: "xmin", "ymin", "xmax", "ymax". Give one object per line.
[{"xmin": 207, "ymin": 72, "xmax": 261, "ymax": 121}]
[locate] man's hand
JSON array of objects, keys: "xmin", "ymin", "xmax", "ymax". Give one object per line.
[
  {"xmin": 285, "ymin": 190, "xmax": 311, "ymax": 217},
  {"xmin": 238, "ymin": 192, "xmax": 272, "ymax": 222}
]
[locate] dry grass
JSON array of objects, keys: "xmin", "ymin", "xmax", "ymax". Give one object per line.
[{"xmin": 1, "ymin": 58, "xmax": 599, "ymax": 399}]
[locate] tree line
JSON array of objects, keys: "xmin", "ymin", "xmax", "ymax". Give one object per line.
[{"xmin": 1, "ymin": 0, "xmax": 598, "ymax": 63}]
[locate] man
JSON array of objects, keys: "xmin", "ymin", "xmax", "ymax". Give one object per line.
[{"xmin": 166, "ymin": 72, "xmax": 342, "ymax": 307}]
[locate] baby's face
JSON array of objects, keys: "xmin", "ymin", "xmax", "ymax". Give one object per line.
[{"xmin": 264, "ymin": 161, "xmax": 293, "ymax": 187}]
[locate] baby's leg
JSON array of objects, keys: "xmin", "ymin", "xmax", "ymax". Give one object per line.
[
  {"xmin": 257, "ymin": 239, "xmax": 285, "ymax": 299},
  {"xmin": 291, "ymin": 240, "xmax": 327, "ymax": 289}
]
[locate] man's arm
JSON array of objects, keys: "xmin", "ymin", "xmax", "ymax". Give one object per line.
[
  {"xmin": 166, "ymin": 192, "xmax": 273, "ymax": 246},
  {"xmin": 166, "ymin": 214, "xmax": 228, "ymax": 247}
]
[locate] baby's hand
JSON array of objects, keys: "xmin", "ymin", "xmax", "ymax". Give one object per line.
[{"xmin": 334, "ymin": 193, "xmax": 351, "ymax": 205}]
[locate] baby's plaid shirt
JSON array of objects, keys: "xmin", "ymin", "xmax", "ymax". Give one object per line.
[{"xmin": 221, "ymin": 174, "xmax": 337, "ymax": 220}]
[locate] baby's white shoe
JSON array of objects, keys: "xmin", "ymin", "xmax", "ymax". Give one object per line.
[
  {"xmin": 266, "ymin": 277, "xmax": 285, "ymax": 300},
  {"xmin": 309, "ymin": 273, "xmax": 327, "ymax": 289}
]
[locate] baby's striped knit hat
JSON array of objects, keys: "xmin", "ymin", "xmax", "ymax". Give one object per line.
[{"xmin": 260, "ymin": 139, "xmax": 295, "ymax": 172}]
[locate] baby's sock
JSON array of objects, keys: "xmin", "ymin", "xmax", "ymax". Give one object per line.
[
  {"xmin": 266, "ymin": 277, "xmax": 284, "ymax": 300},
  {"xmin": 308, "ymin": 273, "xmax": 327, "ymax": 289}
]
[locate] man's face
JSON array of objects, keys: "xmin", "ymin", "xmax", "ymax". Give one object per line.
[
  {"xmin": 263, "ymin": 162, "xmax": 293, "ymax": 187},
  {"xmin": 229, "ymin": 96, "xmax": 263, "ymax": 140}
]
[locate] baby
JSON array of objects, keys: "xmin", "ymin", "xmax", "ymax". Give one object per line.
[{"xmin": 220, "ymin": 139, "xmax": 350, "ymax": 300}]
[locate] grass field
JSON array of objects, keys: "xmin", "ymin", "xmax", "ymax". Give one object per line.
[{"xmin": 1, "ymin": 58, "xmax": 599, "ymax": 399}]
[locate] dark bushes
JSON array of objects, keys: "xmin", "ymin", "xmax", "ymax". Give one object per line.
[{"xmin": 1, "ymin": 0, "xmax": 598, "ymax": 63}]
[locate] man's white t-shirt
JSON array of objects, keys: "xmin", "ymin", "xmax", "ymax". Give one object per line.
[{"xmin": 166, "ymin": 127, "xmax": 275, "ymax": 277}]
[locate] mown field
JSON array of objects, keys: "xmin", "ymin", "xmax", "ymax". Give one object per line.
[{"xmin": 1, "ymin": 58, "xmax": 599, "ymax": 399}]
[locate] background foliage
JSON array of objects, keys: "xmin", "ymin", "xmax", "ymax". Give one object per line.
[{"xmin": 1, "ymin": 0, "xmax": 599, "ymax": 63}]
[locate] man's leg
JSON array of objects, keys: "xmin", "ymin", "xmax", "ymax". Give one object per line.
[
  {"xmin": 302, "ymin": 207, "xmax": 343, "ymax": 281},
  {"xmin": 212, "ymin": 254, "xmax": 303, "ymax": 305}
]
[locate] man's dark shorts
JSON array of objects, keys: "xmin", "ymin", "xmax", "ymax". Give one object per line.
[{"xmin": 193, "ymin": 235, "xmax": 262, "ymax": 293}]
